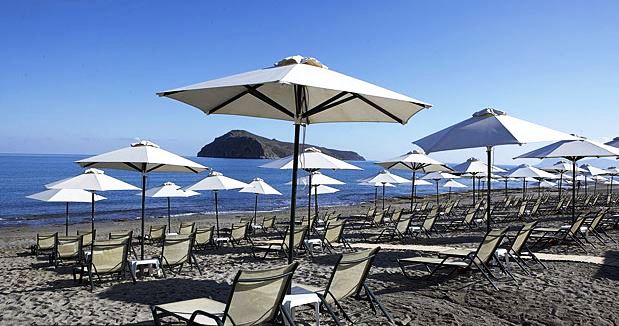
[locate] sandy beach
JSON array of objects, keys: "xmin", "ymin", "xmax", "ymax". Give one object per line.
[{"xmin": 1, "ymin": 192, "xmax": 618, "ymax": 325}]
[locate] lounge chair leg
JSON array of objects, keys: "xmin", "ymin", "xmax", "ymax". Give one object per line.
[
  {"xmin": 316, "ymin": 293, "xmax": 342, "ymax": 326},
  {"xmin": 473, "ymin": 261, "xmax": 499, "ymax": 290},
  {"xmin": 364, "ymin": 284, "xmax": 395, "ymax": 325}
]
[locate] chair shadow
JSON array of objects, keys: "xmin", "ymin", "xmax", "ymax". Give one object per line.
[
  {"xmin": 594, "ymin": 250, "xmax": 619, "ymax": 281},
  {"xmin": 97, "ymin": 278, "xmax": 229, "ymax": 306}
]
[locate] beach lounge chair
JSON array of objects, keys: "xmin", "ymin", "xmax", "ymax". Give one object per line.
[
  {"xmin": 294, "ymin": 247, "xmax": 395, "ymax": 325},
  {"xmin": 309, "ymin": 221, "xmax": 353, "ymax": 253},
  {"xmin": 151, "ymin": 262, "xmax": 298, "ymax": 326},
  {"xmin": 73, "ymin": 239, "xmax": 134, "ymax": 290},
  {"xmin": 157, "ymin": 234, "xmax": 201, "ymax": 276},
  {"xmin": 54, "ymin": 235, "xmax": 84, "ymax": 267},
  {"xmin": 179, "ymin": 222, "xmax": 195, "ymax": 235},
  {"xmin": 215, "ymin": 223, "xmax": 252, "ymax": 248},
  {"xmin": 581, "ymin": 208, "xmax": 613, "ymax": 244},
  {"xmin": 398, "ymin": 227, "xmax": 509, "ymax": 290},
  {"xmin": 253, "ymin": 226, "xmax": 308, "ymax": 259},
  {"xmin": 77, "ymin": 229, "xmax": 96, "ymax": 247},
  {"xmin": 194, "ymin": 226, "xmax": 216, "ymax": 251},
  {"xmin": 409, "ymin": 208, "xmax": 440, "ymax": 238},
  {"xmin": 145, "ymin": 225, "xmax": 167, "ymax": 244},
  {"xmin": 531, "ymin": 213, "xmax": 590, "ymax": 252},
  {"xmin": 109, "ymin": 230, "xmax": 136, "ymax": 258},
  {"xmin": 435, "ymin": 208, "xmax": 482, "ymax": 231},
  {"xmin": 252, "ymin": 215, "xmax": 276, "ymax": 234},
  {"xmin": 363, "ymin": 216, "xmax": 412, "ymax": 243},
  {"xmin": 500, "ymin": 221, "xmax": 546, "ymax": 274},
  {"xmin": 33, "ymin": 232, "xmax": 57, "ymax": 263}
]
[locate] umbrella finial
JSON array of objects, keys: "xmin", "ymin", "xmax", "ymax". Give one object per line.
[
  {"xmin": 131, "ymin": 140, "xmax": 160, "ymax": 148},
  {"xmin": 209, "ymin": 171, "xmax": 223, "ymax": 176},
  {"xmin": 304, "ymin": 147, "xmax": 322, "ymax": 153},
  {"xmin": 274, "ymin": 56, "xmax": 328, "ymax": 69},
  {"xmin": 253, "ymin": 177, "xmax": 264, "ymax": 182},
  {"xmin": 473, "ymin": 108, "xmax": 506, "ymax": 117},
  {"xmin": 84, "ymin": 168, "xmax": 104, "ymax": 174}
]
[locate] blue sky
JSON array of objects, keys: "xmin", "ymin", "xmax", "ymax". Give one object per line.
[{"xmin": 1, "ymin": 1, "xmax": 618, "ymax": 164}]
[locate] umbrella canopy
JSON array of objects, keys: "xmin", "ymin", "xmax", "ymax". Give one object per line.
[
  {"xmin": 46, "ymin": 169, "xmax": 138, "ymax": 250},
  {"xmin": 516, "ymin": 137, "xmax": 619, "ymax": 221},
  {"xmin": 377, "ymin": 149, "xmax": 451, "ymax": 210},
  {"xmin": 158, "ymin": 55, "xmax": 431, "ymax": 264},
  {"xmin": 186, "ymin": 171, "xmax": 249, "ymax": 236},
  {"xmin": 143, "ymin": 182, "xmax": 199, "ymax": 230},
  {"xmin": 76, "ymin": 140, "xmax": 207, "ymax": 259},
  {"xmin": 415, "ymin": 108, "xmax": 575, "ymax": 230},
  {"xmin": 261, "ymin": 147, "xmax": 361, "ymax": 171},
  {"xmin": 452, "ymin": 157, "xmax": 506, "ymax": 205},
  {"xmin": 605, "ymin": 137, "xmax": 619, "ymax": 148},
  {"xmin": 534, "ymin": 180, "xmax": 557, "ymax": 188},
  {"xmin": 293, "ymin": 171, "xmax": 344, "ymax": 186},
  {"xmin": 441, "ymin": 180, "xmax": 467, "ymax": 188},
  {"xmin": 239, "ymin": 178, "xmax": 282, "ymax": 224},
  {"xmin": 579, "ymin": 164, "xmax": 610, "ymax": 176},
  {"xmin": 362, "ymin": 170, "xmax": 409, "ymax": 210},
  {"xmin": 507, "ymin": 164, "xmax": 558, "ymax": 179},
  {"xmin": 27, "ymin": 189, "xmax": 106, "ymax": 236},
  {"xmin": 421, "ymin": 171, "xmax": 460, "ymax": 207},
  {"xmin": 309, "ymin": 185, "xmax": 340, "ymax": 195},
  {"xmin": 541, "ymin": 160, "xmax": 584, "ymax": 197}
]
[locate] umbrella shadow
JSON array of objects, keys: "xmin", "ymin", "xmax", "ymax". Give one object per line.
[
  {"xmin": 594, "ymin": 250, "xmax": 619, "ymax": 281},
  {"xmin": 98, "ymin": 278, "xmax": 229, "ymax": 306}
]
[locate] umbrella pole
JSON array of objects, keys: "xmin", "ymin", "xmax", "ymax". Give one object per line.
[
  {"xmin": 504, "ymin": 179, "xmax": 508, "ymax": 198},
  {"xmin": 167, "ymin": 197, "xmax": 171, "ymax": 231},
  {"xmin": 307, "ymin": 172, "xmax": 312, "ymax": 220},
  {"xmin": 214, "ymin": 191, "xmax": 220, "ymax": 237},
  {"xmin": 140, "ymin": 173, "xmax": 147, "ymax": 260},
  {"xmin": 472, "ymin": 174, "xmax": 476, "ymax": 206},
  {"xmin": 435, "ymin": 181, "xmax": 439, "ymax": 208},
  {"xmin": 314, "ymin": 189, "xmax": 318, "ymax": 219},
  {"xmin": 448, "ymin": 187, "xmax": 451, "ymax": 200},
  {"xmin": 594, "ymin": 180, "xmax": 597, "ymax": 195},
  {"xmin": 538, "ymin": 182, "xmax": 541, "ymax": 197},
  {"xmin": 254, "ymin": 194, "xmax": 258, "ymax": 225},
  {"xmin": 559, "ymin": 174, "xmax": 563, "ymax": 198},
  {"xmin": 287, "ymin": 119, "xmax": 301, "ymax": 265},
  {"xmin": 410, "ymin": 171, "xmax": 416, "ymax": 212},
  {"xmin": 374, "ymin": 187, "xmax": 377, "ymax": 209},
  {"xmin": 65, "ymin": 202, "xmax": 69, "ymax": 236},
  {"xmin": 522, "ymin": 178, "xmax": 526, "ymax": 200},
  {"xmin": 584, "ymin": 176, "xmax": 588, "ymax": 197},
  {"xmin": 572, "ymin": 160, "xmax": 577, "ymax": 222},
  {"xmin": 486, "ymin": 146, "xmax": 492, "ymax": 231},
  {"xmin": 382, "ymin": 183, "xmax": 386, "ymax": 210},
  {"xmin": 91, "ymin": 192, "xmax": 95, "ymax": 253}
]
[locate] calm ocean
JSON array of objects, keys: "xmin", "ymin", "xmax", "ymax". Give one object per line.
[{"xmin": 0, "ymin": 153, "xmax": 514, "ymax": 227}]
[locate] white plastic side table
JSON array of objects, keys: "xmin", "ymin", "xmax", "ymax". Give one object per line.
[
  {"xmin": 129, "ymin": 259, "xmax": 161, "ymax": 279},
  {"xmin": 282, "ymin": 287, "xmax": 321, "ymax": 326}
]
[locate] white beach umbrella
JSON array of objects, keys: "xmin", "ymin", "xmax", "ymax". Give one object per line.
[
  {"xmin": 605, "ymin": 166, "xmax": 619, "ymax": 194},
  {"xmin": 415, "ymin": 108, "xmax": 575, "ymax": 230},
  {"xmin": 421, "ymin": 171, "xmax": 460, "ymax": 207},
  {"xmin": 186, "ymin": 171, "xmax": 249, "ymax": 236},
  {"xmin": 46, "ymin": 169, "xmax": 138, "ymax": 251},
  {"xmin": 507, "ymin": 164, "xmax": 558, "ymax": 199},
  {"xmin": 76, "ymin": 140, "xmax": 207, "ymax": 259},
  {"xmin": 263, "ymin": 147, "xmax": 360, "ymax": 224},
  {"xmin": 293, "ymin": 171, "xmax": 345, "ymax": 186},
  {"xmin": 441, "ymin": 179, "xmax": 467, "ymax": 200},
  {"xmin": 516, "ymin": 137, "xmax": 619, "ymax": 220},
  {"xmin": 452, "ymin": 157, "xmax": 507, "ymax": 206},
  {"xmin": 142, "ymin": 182, "xmax": 199, "ymax": 230},
  {"xmin": 363, "ymin": 170, "xmax": 410, "ymax": 210},
  {"xmin": 27, "ymin": 189, "xmax": 106, "ymax": 236},
  {"xmin": 533, "ymin": 180, "xmax": 558, "ymax": 196},
  {"xmin": 580, "ymin": 164, "xmax": 610, "ymax": 196},
  {"xmin": 605, "ymin": 137, "xmax": 619, "ymax": 148},
  {"xmin": 239, "ymin": 178, "xmax": 282, "ymax": 224},
  {"xmin": 158, "ymin": 55, "xmax": 431, "ymax": 264},
  {"xmin": 308, "ymin": 184, "xmax": 340, "ymax": 217},
  {"xmin": 359, "ymin": 182, "xmax": 396, "ymax": 208},
  {"xmin": 542, "ymin": 160, "xmax": 585, "ymax": 198},
  {"xmin": 377, "ymin": 150, "xmax": 451, "ymax": 210}
]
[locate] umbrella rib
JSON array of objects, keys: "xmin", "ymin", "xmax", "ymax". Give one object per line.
[
  {"xmin": 124, "ymin": 162, "xmax": 144, "ymax": 172},
  {"xmin": 301, "ymin": 91, "xmax": 351, "ymax": 119},
  {"xmin": 244, "ymin": 85, "xmax": 295, "ymax": 118},
  {"xmin": 355, "ymin": 94, "xmax": 404, "ymax": 124},
  {"xmin": 208, "ymin": 84, "xmax": 263, "ymax": 114},
  {"xmin": 146, "ymin": 164, "xmax": 166, "ymax": 173}
]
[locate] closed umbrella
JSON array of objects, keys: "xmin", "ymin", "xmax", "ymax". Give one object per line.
[
  {"xmin": 76, "ymin": 140, "xmax": 207, "ymax": 259},
  {"xmin": 453, "ymin": 157, "xmax": 506, "ymax": 205},
  {"xmin": 186, "ymin": 171, "xmax": 249, "ymax": 236},
  {"xmin": 377, "ymin": 150, "xmax": 451, "ymax": 211},
  {"xmin": 27, "ymin": 189, "xmax": 106, "ymax": 236},
  {"xmin": 421, "ymin": 171, "xmax": 460, "ymax": 208},
  {"xmin": 507, "ymin": 164, "xmax": 557, "ymax": 199},
  {"xmin": 362, "ymin": 170, "xmax": 410, "ymax": 210},
  {"xmin": 143, "ymin": 182, "xmax": 199, "ymax": 230},
  {"xmin": 46, "ymin": 168, "xmax": 138, "ymax": 251},
  {"xmin": 441, "ymin": 179, "xmax": 467, "ymax": 200},
  {"xmin": 158, "ymin": 55, "xmax": 431, "ymax": 264},
  {"xmin": 263, "ymin": 147, "xmax": 359, "ymax": 225},
  {"xmin": 239, "ymin": 178, "xmax": 282, "ymax": 225},
  {"xmin": 516, "ymin": 137, "xmax": 619, "ymax": 221},
  {"xmin": 415, "ymin": 108, "xmax": 575, "ymax": 230}
]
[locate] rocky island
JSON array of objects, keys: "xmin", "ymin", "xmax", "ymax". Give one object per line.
[{"xmin": 198, "ymin": 130, "xmax": 365, "ymax": 161}]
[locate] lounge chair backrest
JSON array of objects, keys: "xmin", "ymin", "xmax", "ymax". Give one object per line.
[
  {"xmin": 518, "ymin": 202, "xmax": 528, "ymax": 217},
  {"xmin": 224, "ymin": 262, "xmax": 298, "ymax": 325},
  {"xmin": 443, "ymin": 202, "xmax": 454, "ymax": 215},
  {"xmin": 326, "ymin": 213, "xmax": 340, "ymax": 224},
  {"xmin": 57, "ymin": 235, "xmax": 83, "ymax": 259},
  {"xmin": 91, "ymin": 240, "xmax": 127, "ymax": 274},
  {"xmin": 323, "ymin": 247, "xmax": 380, "ymax": 303},
  {"xmin": 473, "ymin": 227, "xmax": 508, "ymax": 265},
  {"xmin": 77, "ymin": 230, "xmax": 95, "ymax": 246},
  {"xmin": 195, "ymin": 226, "xmax": 214, "ymax": 245},
  {"xmin": 301, "ymin": 214, "xmax": 316, "ymax": 230},
  {"xmin": 262, "ymin": 216, "xmax": 276, "ymax": 228},
  {"xmin": 161, "ymin": 234, "xmax": 193, "ymax": 266},
  {"xmin": 37, "ymin": 233, "xmax": 58, "ymax": 250},
  {"xmin": 367, "ymin": 207, "xmax": 376, "ymax": 218},
  {"xmin": 390, "ymin": 210, "xmax": 402, "ymax": 223},
  {"xmin": 109, "ymin": 230, "xmax": 133, "ymax": 243},
  {"xmin": 568, "ymin": 214, "xmax": 588, "ymax": 236},
  {"xmin": 178, "ymin": 222, "xmax": 195, "ymax": 235},
  {"xmin": 149, "ymin": 225, "xmax": 166, "ymax": 240},
  {"xmin": 422, "ymin": 208, "xmax": 438, "ymax": 231},
  {"xmin": 589, "ymin": 208, "xmax": 608, "ymax": 230},
  {"xmin": 463, "ymin": 209, "xmax": 476, "ymax": 225},
  {"xmin": 283, "ymin": 226, "xmax": 308, "ymax": 250},
  {"xmin": 396, "ymin": 216, "xmax": 412, "ymax": 234},
  {"xmin": 510, "ymin": 221, "xmax": 538, "ymax": 254},
  {"xmin": 372, "ymin": 211, "xmax": 384, "ymax": 225},
  {"xmin": 324, "ymin": 222, "xmax": 345, "ymax": 244},
  {"xmin": 240, "ymin": 217, "xmax": 252, "ymax": 225},
  {"xmin": 231, "ymin": 223, "xmax": 248, "ymax": 241}
]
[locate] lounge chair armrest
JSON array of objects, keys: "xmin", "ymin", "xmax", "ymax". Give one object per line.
[{"xmin": 189, "ymin": 309, "xmax": 224, "ymax": 326}]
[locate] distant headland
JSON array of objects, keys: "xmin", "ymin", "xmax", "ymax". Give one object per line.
[{"xmin": 197, "ymin": 130, "xmax": 365, "ymax": 161}]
